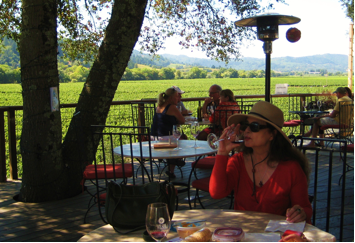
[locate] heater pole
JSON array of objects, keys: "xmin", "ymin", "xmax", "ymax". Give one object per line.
[{"xmin": 263, "ymin": 41, "xmax": 272, "ymax": 102}]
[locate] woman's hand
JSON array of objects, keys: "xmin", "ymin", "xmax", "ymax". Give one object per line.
[
  {"xmin": 286, "ymin": 205, "xmax": 307, "ymax": 223},
  {"xmin": 217, "ymin": 124, "xmax": 242, "ymax": 156}
]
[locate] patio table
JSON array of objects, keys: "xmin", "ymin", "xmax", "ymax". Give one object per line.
[
  {"xmin": 78, "ymin": 209, "xmax": 336, "ymax": 242},
  {"xmin": 289, "ymin": 110, "xmax": 329, "ymax": 135},
  {"xmin": 113, "ymin": 140, "xmax": 217, "ymax": 205}
]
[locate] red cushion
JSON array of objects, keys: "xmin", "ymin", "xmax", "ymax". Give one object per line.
[
  {"xmin": 283, "ymin": 121, "xmax": 300, "ymax": 127},
  {"xmin": 341, "ymin": 144, "xmax": 354, "ymax": 152},
  {"xmin": 320, "ymin": 124, "xmax": 348, "ymax": 130},
  {"xmin": 83, "ymin": 164, "xmax": 133, "ymax": 180},
  {"xmin": 290, "ymin": 120, "xmax": 301, "ymax": 124},
  {"xmin": 191, "ymin": 156, "xmax": 216, "ymax": 169},
  {"xmin": 192, "ymin": 177, "xmax": 210, "ymax": 192},
  {"xmin": 98, "ymin": 193, "xmax": 106, "ymax": 205}
]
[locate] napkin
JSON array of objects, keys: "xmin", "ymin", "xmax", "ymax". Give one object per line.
[
  {"xmin": 244, "ymin": 233, "xmax": 280, "ymax": 242},
  {"xmin": 265, "ymin": 220, "xmax": 306, "ymax": 233}
]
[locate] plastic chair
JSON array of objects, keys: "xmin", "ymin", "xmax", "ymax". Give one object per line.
[{"xmin": 83, "ymin": 125, "xmax": 154, "ymax": 224}]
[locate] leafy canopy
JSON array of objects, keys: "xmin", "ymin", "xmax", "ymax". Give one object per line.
[{"xmin": 0, "ymin": 0, "xmax": 288, "ymax": 63}]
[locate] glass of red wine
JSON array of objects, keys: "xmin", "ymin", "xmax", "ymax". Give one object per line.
[{"xmin": 146, "ymin": 202, "xmax": 171, "ymax": 242}]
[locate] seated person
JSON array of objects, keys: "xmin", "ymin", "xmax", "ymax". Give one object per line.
[
  {"xmin": 306, "ymin": 87, "xmax": 352, "ymax": 147},
  {"xmin": 344, "ymin": 87, "xmax": 353, "ymax": 100},
  {"xmin": 151, "ymin": 87, "xmax": 186, "ymax": 179},
  {"xmin": 209, "ymin": 89, "xmax": 240, "ymax": 131},
  {"xmin": 202, "ymin": 84, "xmax": 222, "ymax": 117},
  {"xmin": 172, "ymin": 85, "xmax": 191, "ymax": 115},
  {"xmin": 209, "ymin": 101, "xmax": 312, "ymax": 224},
  {"xmin": 197, "ymin": 84, "xmax": 222, "ymax": 140}
]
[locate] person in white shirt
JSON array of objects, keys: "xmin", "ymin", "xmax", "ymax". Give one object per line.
[{"xmin": 172, "ymin": 86, "xmax": 190, "ymax": 116}]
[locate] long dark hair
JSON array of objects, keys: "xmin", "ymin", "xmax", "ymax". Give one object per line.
[{"xmin": 241, "ymin": 127, "xmax": 311, "ymax": 183}]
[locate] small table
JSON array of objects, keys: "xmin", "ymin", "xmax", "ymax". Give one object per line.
[
  {"xmin": 78, "ymin": 209, "xmax": 336, "ymax": 242},
  {"xmin": 289, "ymin": 110, "xmax": 329, "ymax": 135}
]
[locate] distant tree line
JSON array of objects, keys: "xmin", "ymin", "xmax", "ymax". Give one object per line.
[{"xmin": 0, "ymin": 38, "xmax": 347, "ymax": 84}]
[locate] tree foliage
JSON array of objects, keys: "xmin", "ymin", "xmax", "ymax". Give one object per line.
[
  {"xmin": 339, "ymin": 0, "xmax": 354, "ymax": 20},
  {"xmin": 0, "ymin": 0, "xmax": 288, "ymax": 64}
]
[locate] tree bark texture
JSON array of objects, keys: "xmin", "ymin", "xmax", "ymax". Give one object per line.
[
  {"xmin": 61, "ymin": 0, "xmax": 148, "ymax": 197},
  {"xmin": 19, "ymin": 0, "xmax": 63, "ymax": 202}
]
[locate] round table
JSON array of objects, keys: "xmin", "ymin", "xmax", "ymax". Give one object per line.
[
  {"xmin": 78, "ymin": 209, "xmax": 336, "ymax": 242},
  {"xmin": 113, "ymin": 140, "xmax": 216, "ymax": 160}
]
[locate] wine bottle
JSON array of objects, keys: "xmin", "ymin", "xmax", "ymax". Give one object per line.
[{"xmin": 197, "ymin": 104, "xmax": 202, "ymax": 121}]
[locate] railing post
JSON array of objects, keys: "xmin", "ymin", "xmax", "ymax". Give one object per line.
[
  {"xmin": 137, "ymin": 103, "xmax": 146, "ymax": 127},
  {"xmin": 300, "ymin": 96, "xmax": 305, "ymax": 111},
  {"xmin": 0, "ymin": 109, "xmax": 6, "ymax": 182},
  {"xmin": 8, "ymin": 108, "xmax": 18, "ymax": 180}
]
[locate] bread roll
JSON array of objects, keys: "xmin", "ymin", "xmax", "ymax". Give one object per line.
[{"xmin": 183, "ymin": 228, "xmax": 212, "ymax": 242}]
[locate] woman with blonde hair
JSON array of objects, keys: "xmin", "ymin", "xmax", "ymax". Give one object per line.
[{"xmin": 151, "ymin": 87, "xmax": 185, "ymax": 178}]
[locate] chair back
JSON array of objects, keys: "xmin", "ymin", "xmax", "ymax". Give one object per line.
[
  {"xmin": 211, "ymin": 104, "xmax": 241, "ymax": 135},
  {"xmin": 338, "ymin": 101, "xmax": 354, "ymax": 140},
  {"xmin": 131, "ymin": 102, "xmax": 156, "ymax": 128},
  {"xmin": 91, "ymin": 125, "xmax": 154, "ymax": 187}
]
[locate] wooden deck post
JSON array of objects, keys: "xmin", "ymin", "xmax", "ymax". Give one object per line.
[
  {"xmin": 0, "ymin": 109, "xmax": 6, "ymax": 182},
  {"xmin": 8, "ymin": 108, "xmax": 18, "ymax": 180}
]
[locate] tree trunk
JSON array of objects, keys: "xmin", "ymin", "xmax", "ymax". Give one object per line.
[
  {"xmin": 19, "ymin": 0, "xmax": 63, "ymax": 202},
  {"xmin": 19, "ymin": 0, "xmax": 148, "ymax": 202},
  {"xmin": 61, "ymin": 0, "xmax": 148, "ymax": 197}
]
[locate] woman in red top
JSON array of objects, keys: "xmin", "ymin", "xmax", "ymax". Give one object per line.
[
  {"xmin": 210, "ymin": 101, "xmax": 312, "ymax": 224},
  {"xmin": 209, "ymin": 89, "xmax": 240, "ymax": 130}
]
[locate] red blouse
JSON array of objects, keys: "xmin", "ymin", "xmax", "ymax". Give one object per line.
[
  {"xmin": 210, "ymin": 153, "xmax": 312, "ymax": 224},
  {"xmin": 209, "ymin": 101, "xmax": 240, "ymax": 129}
]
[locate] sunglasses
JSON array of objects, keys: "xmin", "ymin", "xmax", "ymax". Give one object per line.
[{"xmin": 239, "ymin": 122, "xmax": 270, "ymax": 132}]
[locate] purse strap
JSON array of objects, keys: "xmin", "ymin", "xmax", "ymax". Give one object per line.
[{"xmin": 113, "ymin": 225, "xmax": 146, "ymax": 235}]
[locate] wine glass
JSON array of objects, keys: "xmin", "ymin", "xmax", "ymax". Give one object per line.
[
  {"xmin": 191, "ymin": 121, "xmax": 200, "ymax": 148},
  {"xmin": 317, "ymin": 100, "xmax": 322, "ymax": 111},
  {"xmin": 146, "ymin": 202, "xmax": 171, "ymax": 242},
  {"xmin": 172, "ymin": 125, "xmax": 182, "ymax": 150},
  {"xmin": 207, "ymin": 127, "xmax": 243, "ymax": 150}
]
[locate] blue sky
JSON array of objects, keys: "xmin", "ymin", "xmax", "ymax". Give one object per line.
[{"xmin": 150, "ymin": 0, "xmax": 352, "ymax": 59}]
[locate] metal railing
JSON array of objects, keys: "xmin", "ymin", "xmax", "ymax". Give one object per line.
[{"xmin": 0, "ymin": 93, "xmax": 329, "ymax": 182}]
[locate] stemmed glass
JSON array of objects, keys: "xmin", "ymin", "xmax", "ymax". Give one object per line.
[
  {"xmin": 317, "ymin": 100, "xmax": 322, "ymax": 111},
  {"xmin": 173, "ymin": 125, "xmax": 182, "ymax": 150},
  {"xmin": 191, "ymin": 121, "xmax": 200, "ymax": 148},
  {"xmin": 146, "ymin": 202, "xmax": 171, "ymax": 242},
  {"xmin": 207, "ymin": 126, "xmax": 243, "ymax": 150}
]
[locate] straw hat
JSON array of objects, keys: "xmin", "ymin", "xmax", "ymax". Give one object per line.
[{"xmin": 227, "ymin": 101, "xmax": 291, "ymax": 145}]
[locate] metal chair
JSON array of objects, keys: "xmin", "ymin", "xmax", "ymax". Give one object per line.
[
  {"xmin": 210, "ymin": 104, "xmax": 241, "ymax": 136},
  {"xmin": 131, "ymin": 102, "xmax": 156, "ymax": 128},
  {"xmin": 187, "ymin": 155, "xmax": 233, "ymax": 209},
  {"xmin": 320, "ymin": 101, "xmax": 354, "ymax": 146},
  {"xmin": 83, "ymin": 125, "xmax": 154, "ymax": 224}
]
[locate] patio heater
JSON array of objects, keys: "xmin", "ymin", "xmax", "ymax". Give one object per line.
[{"xmin": 235, "ymin": 13, "xmax": 300, "ymax": 102}]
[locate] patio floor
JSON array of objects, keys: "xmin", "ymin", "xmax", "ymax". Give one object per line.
[{"xmin": 0, "ymin": 148, "xmax": 353, "ymax": 242}]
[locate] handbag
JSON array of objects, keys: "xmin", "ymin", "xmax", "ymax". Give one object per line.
[{"xmin": 105, "ymin": 180, "xmax": 176, "ymax": 233}]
